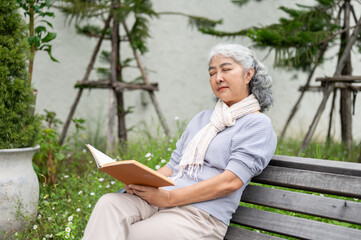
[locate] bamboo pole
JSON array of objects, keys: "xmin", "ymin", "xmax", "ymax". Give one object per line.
[
  {"xmin": 327, "ymin": 89, "xmax": 337, "ymax": 141},
  {"xmin": 280, "ymin": 44, "xmax": 328, "ymax": 140},
  {"xmin": 59, "ymin": 14, "xmax": 112, "ymax": 145},
  {"xmin": 122, "ymin": 21, "xmax": 170, "ymax": 137},
  {"xmin": 299, "ymin": 83, "xmax": 334, "ymax": 154},
  {"xmin": 75, "ymin": 80, "xmax": 159, "ymax": 91}
]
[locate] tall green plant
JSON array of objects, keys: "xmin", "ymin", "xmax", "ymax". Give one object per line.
[
  {"xmin": 0, "ymin": 0, "xmax": 40, "ymax": 149},
  {"xmin": 17, "ymin": 0, "xmax": 58, "ymax": 84}
]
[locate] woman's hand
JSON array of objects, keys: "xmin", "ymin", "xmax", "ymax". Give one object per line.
[
  {"xmin": 128, "ymin": 184, "xmax": 172, "ymax": 208},
  {"xmin": 123, "ymin": 184, "xmax": 134, "ymax": 195}
]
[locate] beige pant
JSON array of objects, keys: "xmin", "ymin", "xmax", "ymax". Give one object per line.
[{"xmin": 82, "ymin": 193, "xmax": 227, "ymax": 240}]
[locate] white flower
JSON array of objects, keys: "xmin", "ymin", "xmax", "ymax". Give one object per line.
[
  {"xmin": 170, "ymin": 139, "xmax": 173, "ymax": 143},
  {"xmin": 88, "ymin": 204, "xmax": 92, "ymax": 208},
  {"xmin": 67, "ymin": 199, "xmax": 71, "ymax": 202},
  {"xmin": 106, "ymin": 184, "xmax": 110, "ymax": 188},
  {"xmin": 43, "ymin": 238, "xmax": 46, "ymax": 240},
  {"xmin": 64, "ymin": 175, "xmax": 69, "ymax": 179},
  {"xmin": 82, "ymin": 149, "xmax": 87, "ymax": 153},
  {"xmin": 68, "ymin": 216, "xmax": 73, "ymax": 221},
  {"xmin": 147, "ymin": 158, "xmax": 151, "ymax": 161},
  {"xmin": 111, "ymin": 181, "xmax": 115, "ymax": 185},
  {"xmin": 167, "ymin": 148, "xmax": 172, "ymax": 151},
  {"xmin": 161, "ymin": 159, "xmax": 166, "ymax": 164},
  {"xmin": 15, "ymin": 232, "xmax": 18, "ymax": 236},
  {"xmin": 48, "ymin": 217, "xmax": 52, "ymax": 221},
  {"xmin": 145, "ymin": 153, "xmax": 152, "ymax": 158},
  {"xmin": 354, "ymin": 198, "xmax": 359, "ymax": 201},
  {"xmin": 90, "ymin": 192, "xmax": 95, "ymax": 196},
  {"xmin": 65, "ymin": 235, "xmax": 69, "ymax": 239},
  {"xmin": 52, "ymin": 207, "xmax": 55, "ymax": 210},
  {"xmin": 155, "ymin": 165, "xmax": 160, "ymax": 170},
  {"xmin": 33, "ymin": 225, "xmax": 38, "ymax": 230},
  {"xmin": 174, "ymin": 116, "xmax": 179, "ymax": 121},
  {"xmin": 65, "ymin": 227, "xmax": 71, "ymax": 233},
  {"xmin": 78, "ymin": 190, "xmax": 83, "ymax": 195},
  {"xmin": 98, "ymin": 178, "xmax": 104, "ymax": 182},
  {"xmin": 77, "ymin": 208, "xmax": 81, "ymax": 212},
  {"xmin": 38, "ymin": 214, "xmax": 42, "ymax": 219}
]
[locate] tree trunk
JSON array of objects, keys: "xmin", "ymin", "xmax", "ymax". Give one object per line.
[
  {"xmin": 109, "ymin": 6, "xmax": 126, "ymax": 152},
  {"xmin": 28, "ymin": 2, "xmax": 35, "ymax": 84},
  {"xmin": 107, "ymin": 90, "xmax": 117, "ymax": 153},
  {"xmin": 339, "ymin": 0, "xmax": 353, "ymax": 149}
]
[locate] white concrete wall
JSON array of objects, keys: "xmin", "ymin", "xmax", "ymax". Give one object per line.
[{"xmin": 32, "ymin": 0, "xmax": 361, "ymax": 142}]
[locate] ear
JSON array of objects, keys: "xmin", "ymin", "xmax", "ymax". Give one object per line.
[{"xmin": 246, "ymin": 68, "xmax": 255, "ymax": 84}]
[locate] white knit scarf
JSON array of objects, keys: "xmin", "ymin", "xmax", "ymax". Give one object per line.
[{"xmin": 175, "ymin": 94, "xmax": 260, "ymax": 180}]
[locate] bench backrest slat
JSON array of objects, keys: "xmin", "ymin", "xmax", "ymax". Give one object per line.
[
  {"xmin": 253, "ymin": 165, "xmax": 361, "ymax": 198},
  {"xmin": 271, "ymin": 155, "xmax": 361, "ymax": 177},
  {"xmin": 231, "ymin": 206, "xmax": 361, "ymax": 240},
  {"xmin": 242, "ymin": 185, "xmax": 361, "ymax": 224}
]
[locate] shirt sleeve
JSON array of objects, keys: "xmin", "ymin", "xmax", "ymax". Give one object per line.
[{"xmin": 226, "ymin": 114, "xmax": 277, "ymax": 185}]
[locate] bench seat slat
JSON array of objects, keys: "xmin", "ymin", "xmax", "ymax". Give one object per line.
[
  {"xmin": 242, "ymin": 185, "xmax": 361, "ymax": 224},
  {"xmin": 231, "ymin": 206, "xmax": 361, "ymax": 240},
  {"xmin": 253, "ymin": 166, "xmax": 361, "ymax": 198},
  {"xmin": 224, "ymin": 226, "xmax": 284, "ymax": 240}
]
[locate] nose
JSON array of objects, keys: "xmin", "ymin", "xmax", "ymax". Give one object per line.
[{"xmin": 215, "ymin": 72, "xmax": 224, "ymax": 84}]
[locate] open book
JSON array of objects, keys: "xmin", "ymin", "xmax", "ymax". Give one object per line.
[{"xmin": 86, "ymin": 144, "xmax": 174, "ymax": 188}]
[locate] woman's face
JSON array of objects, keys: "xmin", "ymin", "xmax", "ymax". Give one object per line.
[{"xmin": 209, "ymin": 55, "xmax": 254, "ymax": 107}]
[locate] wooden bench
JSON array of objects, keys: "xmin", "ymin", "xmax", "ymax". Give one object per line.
[{"xmin": 224, "ymin": 155, "xmax": 361, "ymax": 240}]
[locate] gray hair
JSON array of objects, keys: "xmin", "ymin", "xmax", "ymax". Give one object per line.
[{"xmin": 208, "ymin": 43, "xmax": 273, "ymax": 112}]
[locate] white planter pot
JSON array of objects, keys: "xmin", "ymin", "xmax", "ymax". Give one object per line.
[{"xmin": 0, "ymin": 146, "xmax": 40, "ymax": 236}]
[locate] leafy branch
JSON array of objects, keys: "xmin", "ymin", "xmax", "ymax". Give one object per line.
[{"xmin": 17, "ymin": 0, "xmax": 58, "ymax": 84}]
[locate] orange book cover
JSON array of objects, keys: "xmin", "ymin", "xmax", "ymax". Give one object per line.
[{"xmin": 86, "ymin": 144, "xmax": 174, "ymax": 188}]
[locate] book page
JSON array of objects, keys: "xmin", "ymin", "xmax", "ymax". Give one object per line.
[{"xmin": 86, "ymin": 144, "xmax": 116, "ymax": 167}]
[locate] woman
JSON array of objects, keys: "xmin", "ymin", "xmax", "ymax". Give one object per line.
[{"xmin": 83, "ymin": 43, "xmax": 277, "ymax": 240}]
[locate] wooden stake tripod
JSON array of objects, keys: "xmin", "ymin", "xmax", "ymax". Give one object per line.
[
  {"xmin": 59, "ymin": 14, "xmax": 170, "ymax": 151},
  {"xmin": 298, "ymin": 76, "xmax": 361, "ymax": 156}
]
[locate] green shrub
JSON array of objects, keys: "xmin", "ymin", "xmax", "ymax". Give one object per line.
[{"xmin": 0, "ymin": 0, "xmax": 40, "ymax": 149}]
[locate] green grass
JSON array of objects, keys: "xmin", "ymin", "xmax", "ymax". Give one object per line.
[
  {"xmin": 2, "ymin": 128, "xmax": 361, "ymax": 239},
  {"xmin": 2, "ymin": 127, "xmax": 181, "ymax": 240}
]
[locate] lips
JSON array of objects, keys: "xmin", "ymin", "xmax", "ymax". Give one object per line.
[{"xmin": 218, "ymin": 86, "xmax": 228, "ymax": 91}]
